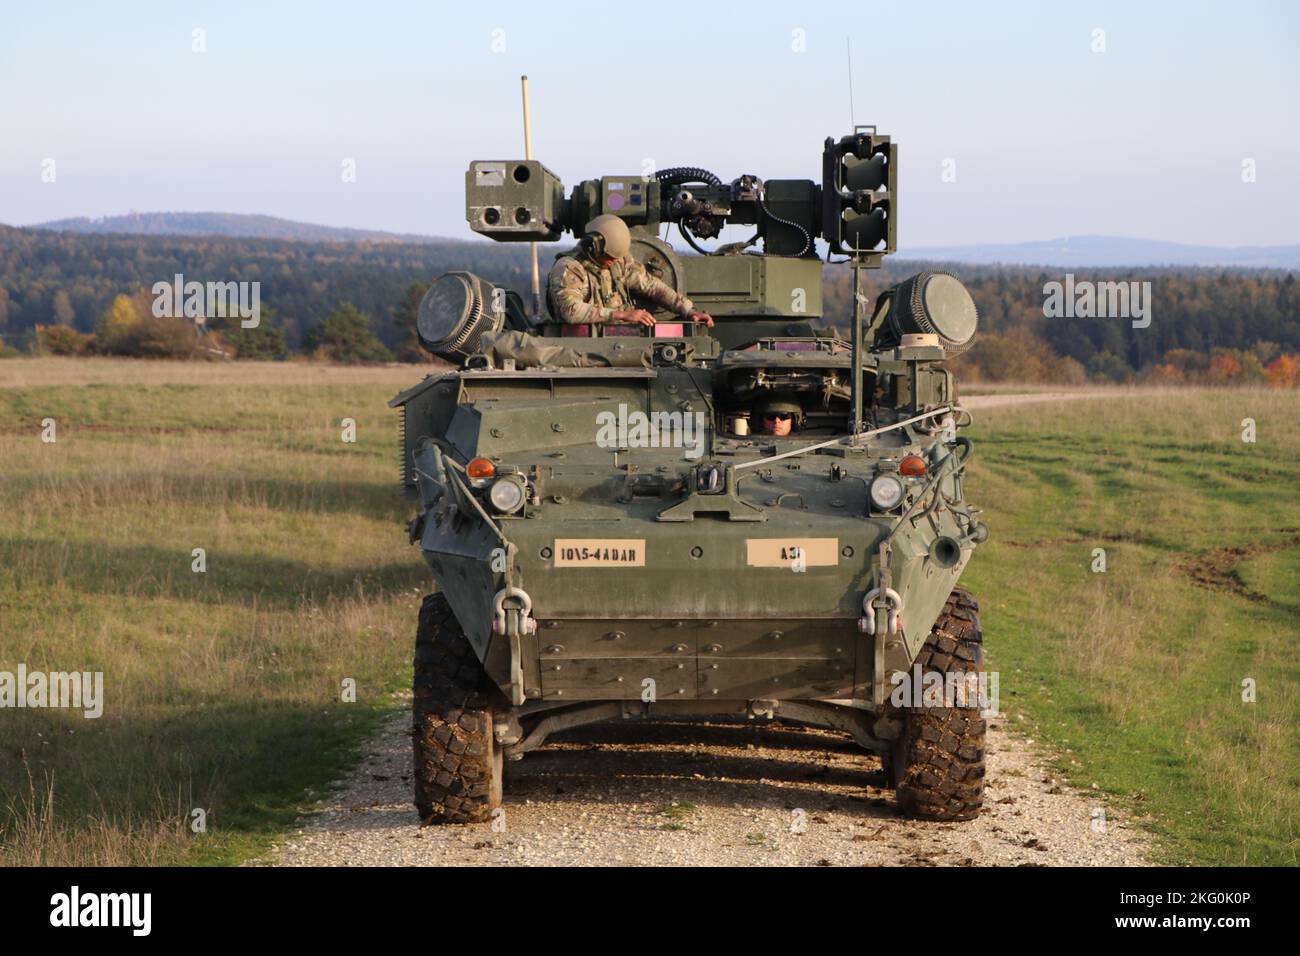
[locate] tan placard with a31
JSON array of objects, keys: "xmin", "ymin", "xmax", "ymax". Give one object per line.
[{"xmin": 745, "ymin": 538, "xmax": 839, "ymax": 567}]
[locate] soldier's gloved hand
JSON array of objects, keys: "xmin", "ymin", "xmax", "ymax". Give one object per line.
[
  {"xmin": 611, "ymin": 309, "xmax": 656, "ymax": 327},
  {"xmin": 687, "ymin": 310, "xmax": 714, "ymax": 328}
]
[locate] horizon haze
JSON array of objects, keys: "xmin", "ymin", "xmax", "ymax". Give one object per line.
[{"xmin": 2, "ymin": 1, "xmax": 1298, "ymax": 251}]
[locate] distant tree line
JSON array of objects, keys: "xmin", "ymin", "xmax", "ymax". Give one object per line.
[
  {"xmin": 1, "ymin": 225, "xmax": 1297, "ymax": 383},
  {"xmin": 822, "ymin": 263, "xmax": 1300, "ymax": 385},
  {"xmin": 0, "ymin": 225, "xmax": 532, "ymax": 356}
]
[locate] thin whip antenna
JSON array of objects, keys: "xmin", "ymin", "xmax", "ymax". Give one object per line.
[
  {"xmin": 846, "ymin": 39, "xmax": 856, "ymax": 128},
  {"xmin": 521, "ymin": 75, "xmax": 541, "ymax": 319}
]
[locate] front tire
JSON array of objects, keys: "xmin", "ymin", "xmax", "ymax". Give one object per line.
[
  {"xmin": 412, "ymin": 593, "xmax": 503, "ymax": 824},
  {"xmin": 886, "ymin": 588, "xmax": 986, "ymax": 821}
]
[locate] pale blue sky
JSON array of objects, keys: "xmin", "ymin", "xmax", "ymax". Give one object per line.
[{"xmin": 2, "ymin": 0, "xmax": 1297, "ymax": 247}]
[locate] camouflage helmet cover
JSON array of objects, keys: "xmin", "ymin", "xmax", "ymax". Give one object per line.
[
  {"xmin": 756, "ymin": 393, "xmax": 805, "ymax": 424},
  {"xmin": 583, "ymin": 214, "xmax": 632, "ymax": 259}
]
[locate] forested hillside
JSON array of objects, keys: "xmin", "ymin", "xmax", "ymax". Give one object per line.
[
  {"xmin": 0, "ymin": 225, "xmax": 532, "ymax": 349},
  {"xmin": 825, "ymin": 264, "xmax": 1300, "ymax": 383},
  {"xmin": 2, "ymin": 224, "xmax": 1296, "ymax": 384}
]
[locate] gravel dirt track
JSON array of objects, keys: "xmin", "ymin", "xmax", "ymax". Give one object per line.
[
  {"xmin": 270, "ymin": 389, "xmax": 1153, "ymax": 867},
  {"xmin": 270, "ymin": 709, "xmax": 1152, "ymax": 867}
]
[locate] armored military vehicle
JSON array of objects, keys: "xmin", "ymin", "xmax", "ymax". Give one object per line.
[{"xmin": 393, "ymin": 127, "xmax": 991, "ymax": 824}]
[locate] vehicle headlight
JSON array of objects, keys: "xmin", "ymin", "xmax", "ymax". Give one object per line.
[
  {"xmin": 869, "ymin": 474, "xmax": 905, "ymax": 511},
  {"xmin": 488, "ymin": 477, "xmax": 525, "ymax": 513}
]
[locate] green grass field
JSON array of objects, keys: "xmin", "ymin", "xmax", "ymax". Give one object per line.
[
  {"xmin": 0, "ymin": 361, "xmax": 428, "ymax": 864},
  {"xmin": 962, "ymin": 390, "xmax": 1300, "ymax": 866},
  {"xmin": 0, "ymin": 360, "xmax": 1296, "ymax": 865}
]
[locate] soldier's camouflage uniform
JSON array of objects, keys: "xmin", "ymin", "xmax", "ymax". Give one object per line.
[{"xmin": 548, "ymin": 251, "xmax": 694, "ymax": 324}]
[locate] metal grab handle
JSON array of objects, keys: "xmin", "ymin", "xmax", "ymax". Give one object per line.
[{"xmin": 953, "ymin": 435, "xmax": 974, "ymax": 465}]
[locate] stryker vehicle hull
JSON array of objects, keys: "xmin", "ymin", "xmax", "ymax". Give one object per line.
[
  {"xmin": 396, "ymin": 348, "xmax": 978, "ymax": 716},
  {"xmin": 400, "ymin": 124, "xmax": 991, "ymax": 824}
]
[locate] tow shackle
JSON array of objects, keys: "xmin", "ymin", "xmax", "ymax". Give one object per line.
[{"xmin": 858, "ymin": 586, "xmax": 903, "ymax": 636}]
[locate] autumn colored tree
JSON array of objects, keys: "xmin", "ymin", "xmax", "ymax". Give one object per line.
[
  {"xmin": 35, "ymin": 323, "xmax": 94, "ymax": 355},
  {"xmin": 952, "ymin": 329, "xmax": 1057, "ymax": 382},
  {"xmin": 1266, "ymin": 354, "xmax": 1300, "ymax": 389},
  {"xmin": 119, "ymin": 316, "xmax": 200, "ymax": 358},
  {"xmin": 1207, "ymin": 352, "xmax": 1242, "ymax": 384},
  {"xmin": 95, "ymin": 293, "xmax": 146, "ymax": 353},
  {"xmin": 1148, "ymin": 363, "xmax": 1185, "ymax": 385}
]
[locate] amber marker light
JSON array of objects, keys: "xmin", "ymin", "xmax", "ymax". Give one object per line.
[
  {"xmin": 467, "ymin": 457, "xmax": 497, "ymax": 480},
  {"xmin": 899, "ymin": 455, "xmax": 928, "ymax": 476}
]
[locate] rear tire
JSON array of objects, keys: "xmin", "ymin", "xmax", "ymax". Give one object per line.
[
  {"xmin": 412, "ymin": 593, "xmax": 503, "ymax": 824},
  {"xmin": 886, "ymin": 588, "xmax": 986, "ymax": 821}
]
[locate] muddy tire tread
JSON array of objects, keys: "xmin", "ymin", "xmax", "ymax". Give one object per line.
[
  {"xmin": 889, "ymin": 588, "xmax": 987, "ymax": 822},
  {"xmin": 412, "ymin": 593, "xmax": 499, "ymax": 824}
]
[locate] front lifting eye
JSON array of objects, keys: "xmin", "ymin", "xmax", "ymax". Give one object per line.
[{"xmin": 697, "ymin": 465, "xmax": 723, "ymax": 494}]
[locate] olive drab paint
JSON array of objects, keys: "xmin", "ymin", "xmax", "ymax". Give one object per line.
[{"xmin": 397, "ymin": 124, "xmax": 990, "ymax": 821}]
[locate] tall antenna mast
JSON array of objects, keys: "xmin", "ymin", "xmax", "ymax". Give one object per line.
[
  {"xmin": 846, "ymin": 39, "xmax": 856, "ymax": 128},
  {"xmin": 521, "ymin": 75, "xmax": 542, "ymax": 319}
]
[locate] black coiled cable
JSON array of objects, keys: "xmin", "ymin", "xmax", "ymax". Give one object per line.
[
  {"xmin": 656, "ymin": 167, "xmax": 812, "ymax": 257},
  {"xmin": 654, "ymin": 166, "xmax": 723, "ymax": 188}
]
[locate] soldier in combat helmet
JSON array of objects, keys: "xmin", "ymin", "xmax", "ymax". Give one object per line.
[
  {"xmin": 548, "ymin": 214, "xmax": 714, "ymax": 329},
  {"xmin": 755, "ymin": 393, "xmax": 805, "ymax": 436}
]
